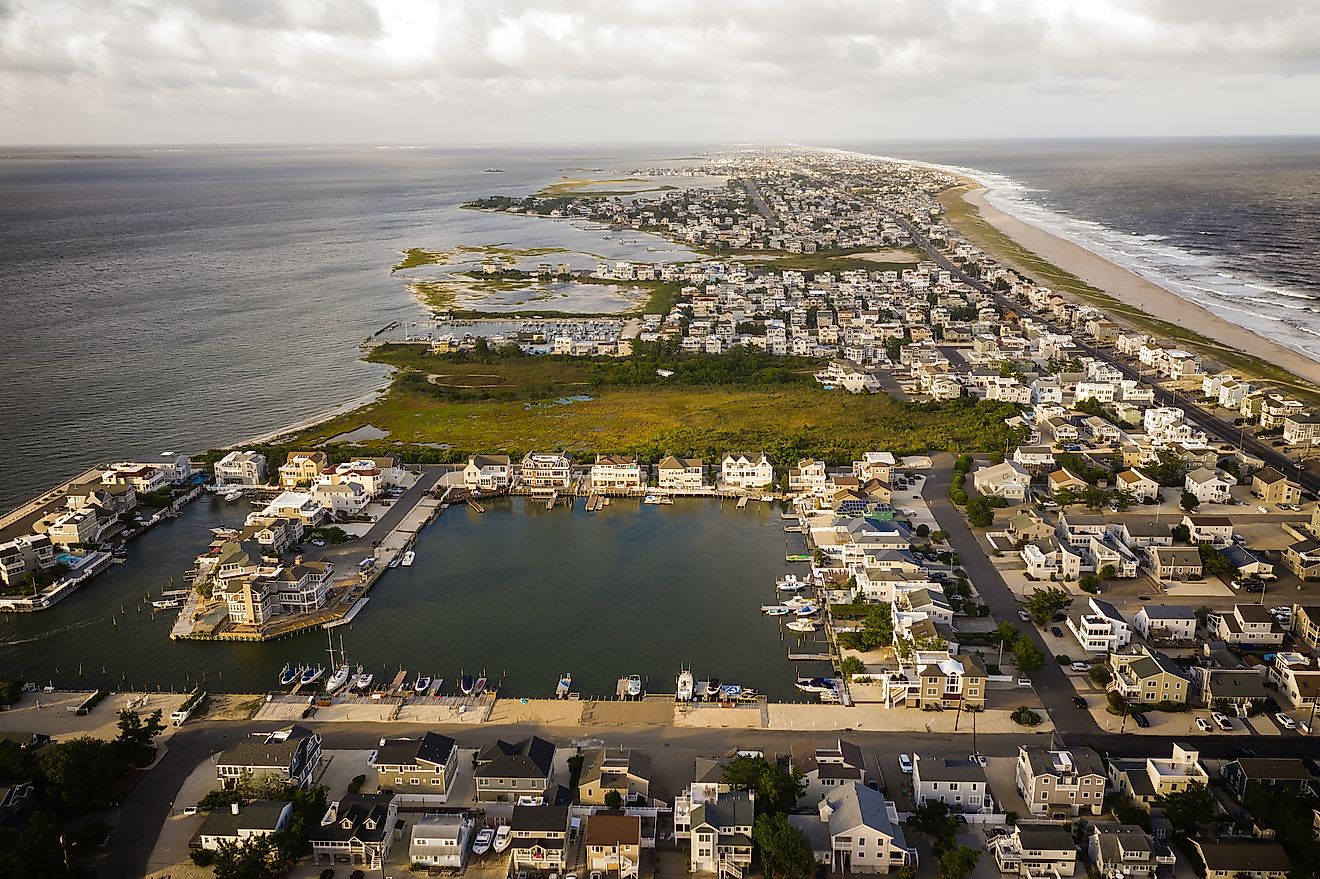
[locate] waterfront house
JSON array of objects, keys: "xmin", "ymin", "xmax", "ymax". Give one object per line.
[
  {"xmin": 585, "ymin": 813, "xmax": 642, "ymax": 878},
  {"xmin": 311, "ymin": 792, "xmax": 398, "ymax": 871},
  {"xmin": 69, "ymin": 480, "xmax": 138, "ymax": 517},
  {"xmin": 1251, "ymin": 467, "xmax": 1302, "ymax": 505},
  {"xmin": 464, "ymin": 454, "xmax": 513, "ymax": 491},
  {"xmin": 0, "ymin": 535, "xmax": 56, "ymax": 587},
  {"xmin": 788, "ymin": 782, "xmax": 914, "ymax": 875},
  {"xmin": 520, "ymin": 453, "xmax": 574, "ymax": 489},
  {"xmin": 1208, "ymin": 604, "xmax": 1283, "ymax": 647},
  {"xmin": 1107, "ymin": 744, "xmax": 1207, "ymax": 809},
  {"xmin": 1132, "ymin": 605, "xmax": 1197, "ymax": 643},
  {"xmin": 99, "ymin": 464, "xmax": 170, "ymax": 495},
  {"xmin": 790, "ymin": 739, "xmax": 867, "ymax": 808},
  {"xmin": 474, "ymin": 736, "xmax": 556, "ymax": 803},
  {"xmin": 1086, "ymin": 822, "xmax": 1175, "ymax": 879},
  {"xmin": 409, "ymin": 814, "xmax": 471, "ymax": 869},
  {"xmin": 215, "ymin": 450, "xmax": 268, "ymax": 486},
  {"xmin": 657, "ymin": 456, "xmax": 705, "ymax": 490},
  {"xmin": 278, "ymin": 451, "xmax": 328, "ymax": 489},
  {"xmin": 126, "ymin": 452, "xmax": 194, "ymax": 484},
  {"xmin": 991, "ymin": 823, "xmax": 1078, "ymax": 878},
  {"xmin": 788, "ymin": 459, "xmax": 829, "ymax": 493},
  {"xmin": 971, "ymin": 460, "xmax": 1030, "ymax": 501},
  {"xmin": 215, "ymin": 725, "xmax": 322, "ymax": 790},
  {"xmin": 1149, "ymin": 546, "xmax": 1202, "ymax": 582},
  {"xmin": 1015, "ymin": 746, "xmax": 1105, "ymax": 819},
  {"xmin": 309, "ymin": 481, "xmax": 370, "ymax": 517},
  {"xmin": 1190, "ymin": 840, "xmax": 1291, "ymax": 879},
  {"xmin": 1108, "ymin": 647, "xmax": 1190, "ymax": 706},
  {"xmin": 687, "ymin": 789, "xmax": 755, "ymax": 876},
  {"xmin": 371, "ymin": 732, "xmax": 458, "ymax": 804},
  {"xmin": 912, "ymin": 755, "xmax": 992, "ymax": 814},
  {"xmin": 578, "ymin": 747, "xmax": 651, "ymax": 806},
  {"xmin": 1183, "ymin": 467, "xmax": 1232, "ymax": 504},
  {"xmin": 591, "ymin": 455, "xmax": 644, "ymax": 490},
  {"xmin": 193, "ymin": 800, "xmax": 292, "ymax": 852},
  {"xmin": 720, "ymin": 452, "xmax": 774, "ymax": 489},
  {"xmin": 38, "ymin": 507, "xmax": 101, "ymax": 549},
  {"xmin": 508, "ymin": 804, "xmax": 571, "ymax": 874}
]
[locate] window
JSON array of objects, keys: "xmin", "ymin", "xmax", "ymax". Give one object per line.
[{"xmin": 410, "ymin": 778, "xmax": 420, "ymax": 786}]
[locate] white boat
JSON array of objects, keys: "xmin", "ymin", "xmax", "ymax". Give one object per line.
[
  {"xmin": 786, "ymin": 619, "xmax": 818, "ymax": 633},
  {"xmin": 460, "ymin": 674, "xmax": 475, "ymax": 696},
  {"xmin": 556, "ymin": 673, "xmax": 572, "ymax": 699},
  {"xmin": 279, "ymin": 665, "xmax": 302, "ymax": 687},
  {"xmin": 222, "ymin": 488, "xmax": 243, "ymax": 502},
  {"xmin": 796, "ymin": 677, "xmax": 834, "ymax": 694},
  {"xmin": 819, "ymin": 690, "xmax": 842, "ymax": 703},
  {"xmin": 353, "ymin": 670, "xmax": 374, "ymax": 691},
  {"xmin": 777, "ymin": 576, "xmax": 811, "ymax": 592},
  {"xmin": 301, "ymin": 666, "xmax": 324, "ymax": 686},
  {"xmin": 492, "ymin": 824, "xmax": 512, "ymax": 853},
  {"xmin": 151, "ymin": 598, "xmax": 184, "ymax": 610},
  {"xmin": 474, "ymin": 676, "xmax": 487, "ymax": 695},
  {"xmin": 625, "ymin": 674, "xmax": 642, "ymax": 697},
  {"xmin": 761, "ymin": 604, "xmax": 791, "ymax": 616},
  {"xmin": 325, "ymin": 664, "xmax": 351, "ymax": 694},
  {"xmin": 414, "ymin": 675, "xmax": 433, "ymax": 694},
  {"xmin": 642, "ymin": 494, "xmax": 674, "ymax": 505},
  {"xmin": 472, "ymin": 828, "xmax": 495, "ymax": 856},
  {"xmin": 783, "ymin": 596, "xmax": 813, "ymax": 609},
  {"xmin": 720, "ymin": 684, "xmax": 742, "ymax": 699},
  {"xmin": 704, "ymin": 678, "xmax": 722, "ymax": 699},
  {"xmin": 676, "ymin": 668, "xmax": 694, "ymax": 702},
  {"xmin": 388, "ymin": 557, "xmax": 400, "ymax": 568},
  {"xmin": 210, "ymin": 527, "xmax": 239, "ymax": 538},
  {"xmin": 400, "ymin": 550, "xmax": 415, "ymax": 567}
]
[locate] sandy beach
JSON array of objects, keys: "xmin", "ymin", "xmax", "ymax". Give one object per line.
[{"xmin": 960, "ymin": 186, "xmax": 1320, "ymax": 388}]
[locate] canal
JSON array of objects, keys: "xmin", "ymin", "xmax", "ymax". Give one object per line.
[{"xmin": 0, "ymin": 495, "xmax": 827, "ymax": 700}]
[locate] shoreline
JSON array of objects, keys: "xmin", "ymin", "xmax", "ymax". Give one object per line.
[
  {"xmin": 955, "ymin": 183, "xmax": 1320, "ymax": 389},
  {"xmin": 242, "ymin": 387, "xmax": 386, "ymax": 447}
]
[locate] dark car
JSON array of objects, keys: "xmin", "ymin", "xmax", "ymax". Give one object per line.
[
  {"xmin": 1244, "ymin": 582, "xmax": 1266, "ymax": 593},
  {"xmin": 1073, "ymin": 696, "xmax": 1087, "ymax": 709},
  {"xmin": 1132, "ymin": 712, "xmax": 1151, "ymax": 728},
  {"xmin": 1051, "ymin": 612, "xmax": 1067, "ymax": 623},
  {"xmin": 1051, "ymin": 626, "xmax": 1064, "ymax": 637}
]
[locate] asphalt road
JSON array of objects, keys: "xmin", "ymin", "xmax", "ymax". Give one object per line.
[
  {"xmin": 302, "ymin": 465, "xmax": 448, "ymax": 567},
  {"xmin": 740, "ymin": 178, "xmax": 777, "ymax": 224}
]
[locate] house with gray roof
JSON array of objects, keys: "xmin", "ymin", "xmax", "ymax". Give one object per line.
[
  {"xmin": 912, "ymin": 754, "xmax": 993, "ymax": 814},
  {"xmin": 1191, "ymin": 839, "xmax": 1291, "ymax": 879},
  {"xmin": 370, "ymin": 731, "xmax": 458, "ymax": 803},
  {"xmin": 1189, "ymin": 668, "xmax": 1268, "ymax": 713},
  {"xmin": 1132, "ymin": 605, "xmax": 1197, "ymax": 643},
  {"xmin": 788, "ymin": 782, "xmax": 914, "ymax": 874},
  {"xmin": 1087, "ymin": 822, "xmax": 1175, "ymax": 879},
  {"xmin": 790, "ymin": 739, "xmax": 867, "ymax": 808},
  {"xmin": 311, "ymin": 792, "xmax": 398, "ymax": 870},
  {"xmin": 992, "ymin": 823, "xmax": 1078, "ymax": 877},
  {"xmin": 474, "ymin": 736, "xmax": 556, "ymax": 803},
  {"xmin": 689, "ymin": 790, "xmax": 754, "ymax": 875},
  {"xmin": 193, "ymin": 800, "xmax": 292, "ymax": 851},
  {"xmin": 215, "ymin": 725, "xmax": 322, "ymax": 790},
  {"xmin": 1016, "ymin": 746, "xmax": 1105, "ymax": 818},
  {"xmin": 1221, "ymin": 757, "xmax": 1315, "ymax": 803}
]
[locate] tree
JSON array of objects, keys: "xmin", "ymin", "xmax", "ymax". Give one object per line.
[
  {"xmin": 989, "ymin": 621, "xmax": 1021, "ymax": 648},
  {"xmin": 116, "ymin": 708, "xmax": 165, "ymax": 766},
  {"xmin": 965, "ymin": 495, "xmax": 994, "ymax": 527},
  {"xmin": 752, "ymin": 813, "xmax": 816, "ymax": 879},
  {"xmin": 1098, "ymin": 564, "xmax": 1116, "ymax": 581},
  {"xmin": 1022, "ymin": 586, "xmax": 1072, "ymax": 624},
  {"xmin": 911, "ymin": 801, "xmax": 959, "ymax": 854},
  {"xmin": 1013, "ymin": 638, "xmax": 1046, "ymax": 674},
  {"xmin": 722, "ymin": 755, "xmax": 804, "ymax": 815},
  {"xmin": 1088, "ymin": 664, "xmax": 1113, "ymax": 686},
  {"xmin": 1078, "ymin": 574, "xmax": 1101, "ymax": 594},
  {"xmin": 1199, "ymin": 544, "xmax": 1238, "ymax": 578},
  {"xmin": 1083, "ymin": 485, "xmax": 1110, "ymax": 511},
  {"xmin": 1052, "ymin": 487, "xmax": 1079, "ymax": 509},
  {"xmin": 37, "ymin": 736, "xmax": 127, "ymax": 815},
  {"xmin": 1011, "ymin": 706, "xmax": 1042, "ymax": 726},
  {"xmin": 939, "ymin": 844, "xmax": 982, "ymax": 879},
  {"xmin": 604, "ymin": 790, "xmax": 623, "ymax": 810},
  {"xmin": 839, "ymin": 656, "xmax": 866, "ymax": 680},
  {"xmin": 0, "ymin": 811, "xmax": 70, "ymax": 879},
  {"xmin": 1180, "ymin": 490, "xmax": 1200, "ymax": 512},
  {"xmin": 213, "ymin": 834, "xmax": 291, "ymax": 879},
  {"xmin": 1155, "ymin": 782, "xmax": 1217, "ymax": 834},
  {"xmin": 1170, "ymin": 523, "xmax": 1191, "ymax": 543}
]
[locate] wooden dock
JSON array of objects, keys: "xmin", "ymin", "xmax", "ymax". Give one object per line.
[
  {"xmin": 736, "ymin": 496, "xmax": 749, "ymax": 509},
  {"xmin": 466, "ymin": 498, "xmax": 485, "ymax": 513},
  {"xmin": 546, "ymin": 491, "xmax": 558, "ymax": 510},
  {"xmin": 788, "ymin": 653, "xmax": 834, "ymax": 661}
]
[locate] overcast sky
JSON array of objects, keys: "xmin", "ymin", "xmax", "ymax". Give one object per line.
[{"xmin": 1, "ymin": 0, "xmax": 1317, "ymax": 145}]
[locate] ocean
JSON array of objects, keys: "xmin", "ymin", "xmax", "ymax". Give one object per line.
[{"xmin": 846, "ymin": 137, "xmax": 1320, "ymax": 365}]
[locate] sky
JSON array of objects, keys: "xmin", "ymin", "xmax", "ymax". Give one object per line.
[{"xmin": 1, "ymin": 0, "xmax": 1318, "ymax": 145}]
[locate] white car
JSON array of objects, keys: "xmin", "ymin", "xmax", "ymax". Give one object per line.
[
  {"xmin": 1211, "ymin": 712, "xmax": 1234, "ymax": 731},
  {"xmin": 898, "ymin": 753, "xmax": 913, "ymax": 774},
  {"xmin": 1018, "ymin": 611, "xmax": 1032, "ymax": 622},
  {"xmin": 1276, "ymin": 712, "xmax": 1297, "ymax": 730},
  {"xmin": 1195, "ymin": 717, "xmax": 1212, "ymax": 732},
  {"xmin": 1070, "ymin": 662, "xmax": 1090, "ymax": 673}
]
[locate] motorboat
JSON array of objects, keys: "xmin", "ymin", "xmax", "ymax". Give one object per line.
[
  {"xmin": 279, "ymin": 665, "xmax": 302, "ymax": 687},
  {"xmin": 783, "ymin": 596, "xmax": 813, "ymax": 609},
  {"xmin": 210, "ymin": 527, "xmax": 239, "ymax": 538},
  {"xmin": 151, "ymin": 598, "xmax": 183, "ymax": 610},
  {"xmin": 222, "ymin": 488, "xmax": 243, "ymax": 502},
  {"xmin": 642, "ymin": 494, "xmax": 674, "ymax": 505},
  {"xmin": 472, "ymin": 828, "xmax": 495, "ymax": 856},
  {"xmin": 719, "ymin": 684, "xmax": 742, "ymax": 699},
  {"xmin": 414, "ymin": 675, "xmax": 433, "ymax": 694},
  {"xmin": 556, "ymin": 673, "xmax": 572, "ymax": 699},
  {"xmin": 626, "ymin": 674, "xmax": 642, "ymax": 698},
  {"xmin": 794, "ymin": 604, "xmax": 819, "ymax": 617},
  {"xmin": 400, "ymin": 550, "xmax": 415, "ymax": 567},
  {"xmin": 325, "ymin": 664, "xmax": 352, "ymax": 694},
  {"xmin": 796, "ymin": 677, "xmax": 834, "ymax": 694},
  {"xmin": 676, "ymin": 668, "xmax": 694, "ymax": 702},
  {"xmin": 786, "ymin": 619, "xmax": 818, "ymax": 633},
  {"xmin": 761, "ymin": 604, "xmax": 791, "ymax": 616},
  {"xmin": 492, "ymin": 824, "xmax": 512, "ymax": 853},
  {"xmin": 388, "ymin": 556, "xmax": 400, "ymax": 568},
  {"xmin": 460, "ymin": 674, "xmax": 475, "ymax": 696},
  {"xmin": 300, "ymin": 666, "xmax": 324, "ymax": 686},
  {"xmin": 474, "ymin": 676, "xmax": 487, "ymax": 695},
  {"xmin": 353, "ymin": 670, "xmax": 374, "ymax": 691},
  {"xmin": 777, "ymin": 576, "xmax": 810, "ymax": 592},
  {"xmin": 704, "ymin": 678, "xmax": 721, "ymax": 699}
]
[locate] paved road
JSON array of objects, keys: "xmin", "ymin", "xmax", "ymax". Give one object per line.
[
  {"xmin": 303, "ymin": 465, "xmax": 449, "ymax": 566},
  {"xmin": 740, "ymin": 178, "xmax": 777, "ymax": 225},
  {"xmin": 921, "ymin": 455, "xmax": 1098, "ymax": 736},
  {"xmin": 891, "ymin": 211, "xmax": 1320, "ymax": 494}
]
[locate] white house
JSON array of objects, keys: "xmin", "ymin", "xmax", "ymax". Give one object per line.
[
  {"xmin": 409, "ymin": 814, "xmax": 471, "ymax": 869},
  {"xmin": 972, "ymin": 461, "xmax": 1031, "ymax": 501},
  {"xmin": 1021, "ymin": 538, "xmax": 1082, "ymax": 582},
  {"xmin": 520, "ymin": 452, "xmax": 573, "ymax": 489},
  {"xmin": 214, "ymin": 450, "xmax": 268, "ymax": 486},
  {"xmin": 721, "ymin": 453, "xmax": 774, "ymax": 489},
  {"xmin": 1067, "ymin": 597, "xmax": 1132, "ymax": 654},
  {"xmin": 195, "ymin": 800, "xmax": 293, "ymax": 852},
  {"xmin": 912, "ymin": 754, "xmax": 993, "ymax": 814},
  {"xmin": 1184, "ymin": 468, "xmax": 1233, "ymax": 505},
  {"xmin": 657, "ymin": 456, "xmax": 705, "ymax": 490},
  {"xmin": 788, "ymin": 459, "xmax": 829, "ymax": 493},
  {"xmin": 1116, "ymin": 469, "xmax": 1161, "ymax": 503},
  {"xmin": 464, "ymin": 455, "xmax": 513, "ymax": 491},
  {"xmin": 1182, "ymin": 515, "xmax": 1233, "ymax": 547},
  {"xmin": 590, "ymin": 455, "xmax": 643, "ymax": 490}
]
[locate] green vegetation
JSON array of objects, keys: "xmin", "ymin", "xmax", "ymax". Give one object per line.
[
  {"xmin": 838, "ymin": 656, "xmax": 867, "ymax": 679},
  {"xmin": 1155, "ymin": 782, "xmax": 1217, "ymax": 834},
  {"xmin": 1022, "ymin": 586, "xmax": 1072, "ymax": 625},
  {"xmin": 535, "ymin": 177, "xmax": 677, "ymax": 198},
  {"xmin": 1011, "ymin": 706, "xmax": 1042, "ymax": 726},
  {"xmin": 911, "ymin": 800, "xmax": 980, "ymax": 877},
  {"xmin": 753, "ymin": 813, "xmax": 816, "ymax": 879},
  {"xmin": 833, "ymin": 601, "xmax": 894, "ymax": 652},
  {"xmin": 1242, "ymin": 786, "xmax": 1320, "ymax": 878},
  {"xmin": 1012, "ymin": 638, "xmax": 1046, "ymax": 674},
  {"xmin": 1199, "ymin": 543, "xmax": 1237, "ymax": 578},
  {"xmin": 391, "ymin": 243, "xmax": 578, "ymax": 273},
  {"xmin": 965, "ymin": 495, "xmax": 994, "ymax": 527},
  {"xmin": 722, "ymin": 754, "xmax": 805, "ymax": 815},
  {"xmin": 938, "ymin": 183, "xmax": 1320, "ymax": 402}
]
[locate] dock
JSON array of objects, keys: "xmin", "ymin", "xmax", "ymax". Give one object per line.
[
  {"xmin": 546, "ymin": 491, "xmax": 558, "ymax": 510},
  {"xmin": 736, "ymin": 496, "xmax": 749, "ymax": 509},
  {"xmin": 325, "ymin": 597, "xmax": 369, "ymax": 629},
  {"xmin": 788, "ymin": 652, "xmax": 834, "ymax": 662},
  {"xmin": 466, "ymin": 498, "xmax": 485, "ymax": 513}
]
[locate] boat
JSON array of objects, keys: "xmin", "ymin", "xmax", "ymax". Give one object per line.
[
  {"xmin": 278, "ymin": 665, "xmax": 302, "ymax": 687},
  {"xmin": 625, "ymin": 674, "xmax": 642, "ymax": 698},
  {"xmin": 783, "ymin": 596, "xmax": 813, "ymax": 609},
  {"xmin": 474, "ymin": 676, "xmax": 487, "ymax": 695},
  {"xmin": 151, "ymin": 598, "xmax": 183, "ymax": 610},
  {"xmin": 777, "ymin": 576, "xmax": 811, "ymax": 592},
  {"xmin": 472, "ymin": 828, "xmax": 495, "ymax": 856},
  {"xmin": 222, "ymin": 488, "xmax": 243, "ymax": 502},
  {"xmin": 483, "ymin": 168, "xmax": 504, "ymax": 173},
  {"xmin": 676, "ymin": 668, "xmax": 694, "ymax": 702},
  {"xmin": 719, "ymin": 684, "xmax": 742, "ymax": 699},
  {"xmin": 819, "ymin": 690, "xmax": 842, "ymax": 703},
  {"xmin": 325, "ymin": 664, "xmax": 351, "ymax": 693},
  {"xmin": 704, "ymin": 678, "xmax": 721, "ymax": 699},
  {"xmin": 400, "ymin": 550, "xmax": 415, "ymax": 567},
  {"xmin": 301, "ymin": 666, "xmax": 324, "ymax": 686},
  {"xmin": 210, "ymin": 527, "xmax": 239, "ymax": 538},
  {"xmin": 796, "ymin": 677, "xmax": 835, "ymax": 694},
  {"xmin": 492, "ymin": 823, "xmax": 512, "ymax": 852},
  {"xmin": 556, "ymin": 673, "xmax": 572, "ymax": 699},
  {"xmin": 786, "ymin": 619, "xmax": 818, "ymax": 633},
  {"xmin": 794, "ymin": 604, "xmax": 819, "ymax": 617},
  {"xmin": 414, "ymin": 675, "xmax": 433, "ymax": 694},
  {"xmin": 460, "ymin": 674, "xmax": 475, "ymax": 696},
  {"xmin": 388, "ymin": 556, "xmax": 400, "ymax": 568},
  {"xmin": 353, "ymin": 670, "xmax": 374, "ymax": 691},
  {"xmin": 761, "ymin": 604, "xmax": 791, "ymax": 616},
  {"xmin": 642, "ymin": 494, "xmax": 673, "ymax": 505}
]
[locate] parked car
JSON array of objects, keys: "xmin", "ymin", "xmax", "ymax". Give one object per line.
[
  {"xmin": 1131, "ymin": 712, "xmax": 1150, "ymax": 728},
  {"xmin": 1051, "ymin": 612, "xmax": 1067, "ymax": 623},
  {"xmin": 1070, "ymin": 661, "xmax": 1089, "ymax": 673},
  {"xmin": 1212, "ymin": 712, "xmax": 1234, "ymax": 731},
  {"xmin": 1051, "ymin": 626, "xmax": 1064, "ymax": 637},
  {"xmin": 1196, "ymin": 717, "xmax": 1212, "ymax": 732},
  {"xmin": 1018, "ymin": 611, "xmax": 1032, "ymax": 622},
  {"xmin": 1244, "ymin": 582, "xmax": 1266, "ymax": 593},
  {"xmin": 1072, "ymin": 696, "xmax": 1087, "ymax": 709},
  {"xmin": 898, "ymin": 753, "xmax": 914, "ymax": 774},
  {"xmin": 1276, "ymin": 712, "xmax": 1297, "ymax": 730}
]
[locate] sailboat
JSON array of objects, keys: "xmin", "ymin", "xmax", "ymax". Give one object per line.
[
  {"xmin": 300, "ymin": 666, "xmax": 325, "ymax": 686},
  {"xmin": 323, "ymin": 632, "xmax": 351, "ymax": 694}
]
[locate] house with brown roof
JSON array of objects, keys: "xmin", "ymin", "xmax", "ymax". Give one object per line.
[
  {"xmin": 1251, "ymin": 467, "xmax": 1302, "ymax": 506},
  {"xmin": 790, "ymin": 739, "xmax": 867, "ymax": 807},
  {"xmin": 585, "ymin": 813, "xmax": 642, "ymax": 878},
  {"xmin": 1190, "ymin": 839, "xmax": 1291, "ymax": 879},
  {"xmin": 578, "ymin": 748, "xmax": 652, "ymax": 807}
]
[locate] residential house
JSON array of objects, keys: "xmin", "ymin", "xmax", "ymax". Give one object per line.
[
  {"xmin": 1190, "ymin": 668, "xmax": 1268, "ymax": 715},
  {"xmin": 1183, "ymin": 468, "xmax": 1232, "ymax": 504},
  {"xmin": 1116, "ymin": 469, "xmax": 1161, "ymax": 503},
  {"xmin": 1011, "ymin": 446, "xmax": 1056, "ymax": 473},
  {"xmin": 508, "ymin": 804, "xmax": 572, "ymax": 874},
  {"xmin": 464, "ymin": 454, "xmax": 513, "ymax": 491},
  {"xmin": 409, "ymin": 814, "xmax": 471, "ymax": 869},
  {"xmin": 0, "ymin": 535, "xmax": 56, "ymax": 587},
  {"xmin": 371, "ymin": 732, "xmax": 458, "ymax": 803},
  {"xmin": 1149, "ymin": 546, "xmax": 1203, "ymax": 582},
  {"xmin": 972, "ymin": 461, "xmax": 1031, "ymax": 501},
  {"xmin": 520, "ymin": 453, "xmax": 573, "ymax": 489},
  {"xmin": 1190, "ymin": 840, "xmax": 1292, "ymax": 879},
  {"xmin": 1114, "ymin": 519, "xmax": 1173, "ymax": 550},
  {"xmin": 215, "ymin": 451, "xmax": 268, "ymax": 486},
  {"xmin": 311, "ymin": 793, "xmax": 398, "ymax": 870},
  {"xmin": 578, "ymin": 748, "xmax": 652, "ymax": 807},
  {"xmin": 194, "ymin": 800, "xmax": 293, "ymax": 852},
  {"xmin": 1252, "ymin": 468, "xmax": 1302, "ymax": 506},
  {"xmin": 1107, "ymin": 744, "xmax": 1207, "ymax": 809},
  {"xmin": 853, "ymin": 452, "xmax": 895, "ymax": 483},
  {"xmin": 1006, "ymin": 509, "xmax": 1053, "ymax": 544},
  {"xmin": 1285, "ymin": 538, "xmax": 1320, "ymax": 580},
  {"xmin": 688, "ymin": 790, "xmax": 755, "ymax": 876},
  {"xmin": 790, "ymin": 739, "xmax": 867, "ymax": 807},
  {"xmin": 215, "ymin": 725, "xmax": 322, "ymax": 790},
  {"xmin": 1067, "ymin": 597, "xmax": 1131, "ymax": 654},
  {"xmin": 721, "ymin": 453, "xmax": 774, "ymax": 489},
  {"xmin": 1047, "ymin": 468, "xmax": 1089, "ymax": 497},
  {"xmin": 40, "ymin": 508, "xmax": 99, "ymax": 548},
  {"xmin": 657, "ymin": 456, "xmax": 705, "ymax": 490},
  {"xmin": 585, "ymin": 813, "xmax": 642, "ymax": 878},
  {"xmin": 1267, "ymin": 652, "xmax": 1320, "ymax": 709},
  {"xmin": 1221, "ymin": 757, "xmax": 1314, "ymax": 803},
  {"xmin": 991, "ymin": 823, "xmax": 1079, "ymax": 878},
  {"xmin": 1290, "ymin": 605, "xmax": 1320, "ymax": 649},
  {"xmin": 1016, "ymin": 746, "xmax": 1106, "ymax": 819},
  {"xmin": 1087, "ymin": 822, "xmax": 1175, "ymax": 879},
  {"xmin": 1108, "ymin": 647, "xmax": 1190, "ymax": 706},
  {"xmin": 1021, "ymin": 538, "xmax": 1083, "ymax": 582},
  {"xmin": 1209, "ymin": 604, "xmax": 1284, "ymax": 647},
  {"xmin": 788, "ymin": 782, "xmax": 915, "ymax": 875},
  {"xmin": 1221, "ymin": 545, "xmax": 1275, "ymax": 580},
  {"xmin": 1132, "ymin": 605, "xmax": 1197, "ymax": 643},
  {"xmin": 125, "ymin": 452, "xmax": 193, "ymax": 484},
  {"xmin": 912, "ymin": 755, "xmax": 993, "ymax": 814},
  {"xmin": 1183, "ymin": 515, "xmax": 1233, "ymax": 547},
  {"xmin": 474, "ymin": 736, "xmax": 556, "ymax": 803},
  {"xmin": 278, "ymin": 452, "xmax": 328, "ymax": 489},
  {"xmin": 788, "ymin": 459, "xmax": 829, "ymax": 493},
  {"xmin": 591, "ymin": 455, "xmax": 644, "ymax": 490}
]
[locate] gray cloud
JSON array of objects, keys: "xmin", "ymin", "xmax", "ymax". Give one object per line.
[{"xmin": 0, "ymin": 0, "xmax": 1316, "ymax": 143}]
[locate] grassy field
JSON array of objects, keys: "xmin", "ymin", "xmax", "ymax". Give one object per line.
[
  {"xmin": 279, "ymin": 347, "xmax": 1019, "ymax": 464},
  {"xmin": 938, "ymin": 184, "xmax": 1320, "ymax": 401},
  {"xmin": 535, "ymin": 177, "xmax": 680, "ymax": 198}
]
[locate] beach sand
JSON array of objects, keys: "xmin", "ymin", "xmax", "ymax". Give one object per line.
[{"xmin": 960, "ymin": 186, "xmax": 1320, "ymax": 388}]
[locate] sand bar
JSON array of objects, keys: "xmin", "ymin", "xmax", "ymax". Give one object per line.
[{"xmin": 961, "ymin": 186, "xmax": 1320, "ymax": 388}]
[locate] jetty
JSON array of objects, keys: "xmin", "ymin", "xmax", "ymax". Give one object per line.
[{"xmin": 736, "ymin": 496, "xmax": 748, "ymax": 509}]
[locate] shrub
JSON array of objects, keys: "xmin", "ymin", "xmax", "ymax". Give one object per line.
[
  {"xmin": 347, "ymin": 774, "xmax": 366, "ymax": 794},
  {"xmin": 1011, "ymin": 706, "xmax": 1042, "ymax": 727}
]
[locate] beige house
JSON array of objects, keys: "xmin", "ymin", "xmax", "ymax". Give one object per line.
[
  {"xmin": 1087, "ymin": 822, "xmax": 1175, "ymax": 879},
  {"xmin": 1251, "ymin": 468, "xmax": 1302, "ymax": 506},
  {"xmin": 1191, "ymin": 840, "xmax": 1292, "ymax": 879},
  {"xmin": 1210, "ymin": 604, "xmax": 1283, "ymax": 647},
  {"xmin": 278, "ymin": 451, "xmax": 328, "ymax": 489},
  {"xmin": 914, "ymin": 652, "xmax": 987, "ymax": 710},
  {"xmin": 508, "ymin": 805, "xmax": 571, "ymax": 873},
  {"xmin": 519, "ymin": 452, "xmax": 573, "ymax": 489},
  {"xmin": 992, "ymin": 824, "xmax": 1078, "ymax": 878},
  {"xmin": 788, "ymin": 782, "xmax": 914, "ymax": 875},
  {"xmin": 688, "ymin": 790, "xmax": 754, "ymax": 875},
  {"xmin": 1107, "ymin": 744, "xmax": 1207, "ymax": 809},
  {"xmin": 657, "ymin": 456, "xmax": 705, "ymax": 490},
  {"xmin": 463, "ymin": 454, "xmax": 512, "ymax": 491},
  {"xmin": 1291, "ymin": 604, "xmax": 1320, "ymax": 649},
  {"xmin": 371, "ymin": 732, "xmax": 458, "ymax": 804},
  {"xmin": 1108, "ymin": 647, "xmax": 1190, "ymax": 706},
  {"xmin": 1149, "ymin": 545, "xmax": 1202, "ymax": 581},
  {"xmin": 585, "ymin": 813, "xmax": 642, "ymax": 878},
  {"xmin": 1015, "ymin": 746, "xmax": 1106, "ymax": 819},
  {"xmin": 578, "ymin": 748, "xmax": 652, "ymax": 806}
]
